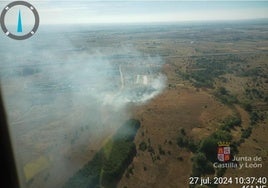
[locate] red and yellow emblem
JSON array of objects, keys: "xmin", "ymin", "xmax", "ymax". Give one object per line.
[{"xmin": 217, "ymin": 142, "xmax": 231, "ymax": 162}]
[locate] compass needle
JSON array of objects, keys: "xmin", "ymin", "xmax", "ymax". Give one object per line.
[{"xmin": 17, "ymin": 10, "xmax": 22, "ymax": 33}]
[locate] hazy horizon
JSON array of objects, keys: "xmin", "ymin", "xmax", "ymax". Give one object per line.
[{"xmin": 1, "ymin": 1, "xmax": 268, "ymax": 25}]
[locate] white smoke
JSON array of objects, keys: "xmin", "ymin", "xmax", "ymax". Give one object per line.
[{"xmin": 0, "ymin": 29, "xmax": 166, "ymax": 188}]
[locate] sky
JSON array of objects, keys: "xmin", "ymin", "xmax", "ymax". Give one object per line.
[{"xmin": 1, "ymin": 1, "xmax": 268, "ymax": 25}]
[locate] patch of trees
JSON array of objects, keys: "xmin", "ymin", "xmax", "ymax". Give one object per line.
[
  {"xmin": 220, "ymin": 116, "xmax": 242, "ymax": 132},
  {"xmin": 125, "ymin": 165, "xmax": 134, "ymax": 178},
  {"xmin": 199, "ymin": 130, "xmax": 233, "ymax": 162},
  {"xmin": 181, "ymin": 55, "xmax": 243, "ymax": 89},
  {"xmin": 239, "ymin": 110, "xmax": 264, "ymax": 144},
  {"xmin": 177, "ymin": 116, "xmax": 241, "ymax": 179},
  {"xmin": 245, "ymin": 88, "xmax": 264, "ymax": 99},
  {"xmin": 241, "ymin": 127, "xmax": 252, "ymax": 139},
  {"xmin": 250, "ymin": 111, "xmax": 261, "ymax": 125},
  {"xmin": 139, "ymin": 141, "xmax": 147, "ymax": 151},
  {"xmin": 139, "ymin": 137, "xmax": 166, "ymax": 163},
  {"xmin": 241, "ymin": 102, "xmax": 252, "ymax": 112},
  {"xmin": 177, "ymin": 128, "xmax": 198, "ymax": 152},
  {"xmin": 214, "ymin": 87, "xmax": 238, "ymax": 105},
  {"xmin": 191, "ymin": 153, "xmax": 214, "ymax": 177},
  {"xmin": 238, "ymin": 67, "xmax": 263, "ymax": 78},
  {"xmin": 241, "ymin": 100, "xmax": 264, "ymax": 126},
  {"xmin": 158, "ymin": 145, "xmax": 166, "ymax": 155},
  {"xmin": 264, "ymin": 96, "xmax": 268, "ymax": 103},
  {"xmin": 190, "ymin": 130, "xmax": 238, "ymax": 178},
  {"xmin": 63, "ymin": 119, "xmax": 140, "ymax": 188},
  {"xmin": 191, "ymin": 70, "xmax": 215, "ymax": 88}
]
